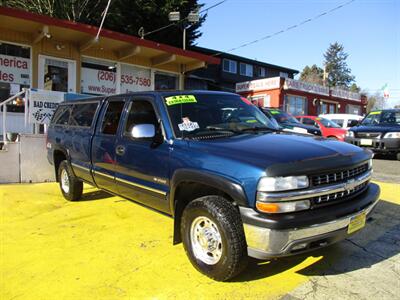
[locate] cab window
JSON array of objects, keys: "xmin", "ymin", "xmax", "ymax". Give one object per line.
[
  {"xmin": 101, "ymin": 101, "xmax": 125, "ymax": 135},
  {"xmin": 124, "ymin": 100, "xmax": 158, "ymax": 135}
]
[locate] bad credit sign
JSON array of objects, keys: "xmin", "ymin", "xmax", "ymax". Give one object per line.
[{"xmin": 29, "ymin": 90, "xmax": 65, "ymax": 124}]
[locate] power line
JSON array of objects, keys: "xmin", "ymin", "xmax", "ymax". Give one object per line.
[
  {"xmin": 213, "ymin": 0, "xmax": 356, "ymax": 56},
  {"xmin": 143, "ymin": 0, "xmax": 228, "ymax": 37}
]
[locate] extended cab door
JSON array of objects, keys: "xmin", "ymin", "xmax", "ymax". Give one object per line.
[
  {"xmin": 91, "ymin": 96, "xmax": 127, "ymax": 194},
  {"xmin": 114, "ymin": 96, "xmax": 170, "ymax": 213}
]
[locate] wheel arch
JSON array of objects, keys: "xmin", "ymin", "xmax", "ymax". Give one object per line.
[
  {"xmin": 170, "ymin": 169, "xmax": 248, "ymax": 245},
  {"xmin": 53, "ymin": 148, "xmax": 69, "ymax": 182}
]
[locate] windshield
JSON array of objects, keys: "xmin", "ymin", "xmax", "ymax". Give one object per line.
[
  {"xmin": 318, "ymin": 117, "xmax": 341, "ymax": 128},
  {"xmin": 164, "ymin": 94, "xmax": 279, "ymax": 138},
  {"xmin": 268, "ymin": 110, "xmax": 300, "ymax": 124},
  {"xmin": 361, "ymin": 111, "xmax": 400, "ymax": 126}
]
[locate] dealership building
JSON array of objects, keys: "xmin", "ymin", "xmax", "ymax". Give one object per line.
[
  {"xmin": 236, "ymin": 77, "xmax": 367, "ymax": 116},
  {"xmin": 0, "ymin": 6, "xmax": 219, "ymax": 114}
]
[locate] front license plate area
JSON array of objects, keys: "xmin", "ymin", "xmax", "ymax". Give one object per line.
[
  {"xmin": 348, "ymin": 212, "xmax": 366, "ymax": 234},
  {"xmin": 360, "ymin": 139, "xmax": 373, "ymax": 146}
]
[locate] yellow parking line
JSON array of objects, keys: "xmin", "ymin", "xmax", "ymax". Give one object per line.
[
  {"xmin": 1, "ymin": 181, "xmax": 398, "ymax": 299},
  {"xmin": 373, "ymin": 181, "xmax": 400, "ymax": 204}
]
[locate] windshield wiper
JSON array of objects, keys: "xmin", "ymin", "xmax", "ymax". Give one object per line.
[{"xmin": 238, "ymin": 126, "xmax": 280, "ymax": 133}]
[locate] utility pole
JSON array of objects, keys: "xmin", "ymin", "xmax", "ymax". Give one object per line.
[{"xmin": 168, "ymin": 10, "xmax": 200, "ymax": 50}]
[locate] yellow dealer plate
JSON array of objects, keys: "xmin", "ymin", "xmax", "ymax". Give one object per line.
[{"xmin": 348, "ymin": 212, "xmax": 366, "ymax": 234}]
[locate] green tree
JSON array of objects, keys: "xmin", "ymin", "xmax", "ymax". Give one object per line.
[
  {"xmin": 1, "ymin": 0, "xmax": 107, "ymax": 24},
  {"xmin": 299, "ymin": 64, "xmax": 324, "ymax": 85},
  {"xmin": 349, "ymin": 83, "xmax": 360, "ymax": 93},
  {"xmin": 2, "ymin": 0, "xmax": 205, "ymax": 47},
  {"xmin": 323, "ymin": 42, "xmax": 355, "ymax": 88}
]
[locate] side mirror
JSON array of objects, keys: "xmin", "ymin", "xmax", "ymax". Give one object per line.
[
  {"xmin": 131, "ymin": 124, "xmax": 155, "ymax": 139},
  {"xmin": 348, "ymin": 120, "xmax": 359, "ymax": 127}
]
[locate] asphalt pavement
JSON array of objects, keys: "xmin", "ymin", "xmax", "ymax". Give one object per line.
[{"xmin": 372, "ymin": 155, "xmax": 400, "ymax": 184}]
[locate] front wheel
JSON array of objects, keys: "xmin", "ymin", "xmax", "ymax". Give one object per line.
[
  {"xmin": 181, "ymin": 196, "xmax": 248, "ymax": 281},
  {"xmin": 58, "ymin": 160, "xmax": 83, "ymax": 201}
]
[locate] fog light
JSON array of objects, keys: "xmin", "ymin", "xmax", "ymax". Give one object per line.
[{"xmin": 292, "ymin": 243, "xmax": 308, "ymax": 251}]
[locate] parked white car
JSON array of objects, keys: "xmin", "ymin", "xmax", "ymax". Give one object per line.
[{"xmin": 319, "ymin": 113, "xmax": 363, "ymax": 129}]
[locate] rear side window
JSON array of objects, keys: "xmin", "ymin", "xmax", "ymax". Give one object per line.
[
  {"xmin": 52, "ymin": 106, "xmax": 71, "ymax": 125},
  {"xmin": 70, "ymin": 102, "xmax": 99, "ymax": 127},
  {"xmin": 332, "ymin": 119, "xmax": 344, "ymax": 127},
  {"xmin": 101, "ymin": 101, "xmax": 125, "ymax": 135},
  {"xmin": 302, "ymin": 118, "xmax": 317, "ymax": 127}
]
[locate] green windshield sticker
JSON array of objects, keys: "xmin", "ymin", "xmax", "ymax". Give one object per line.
[
  {"xmin": 270, "ymin": 110, "xmax": 280, "ymax": 115},
  {"xmin": 370, "ymin": 111, "xmax": 381, "ymax": 115},
  {"xmin": 246, "ymin": 119, "xmax": 258, "ymax": 123},
  {"xmin": 165, "ymin": 95, "xmax": 197, "ymax": 106}
]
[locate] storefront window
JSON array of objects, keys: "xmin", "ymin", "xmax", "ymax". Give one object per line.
[
  {"xmin": 0, "ymin": 42, "xmax": 30, "ymax": 113},
  {"xmin": 346, "ymin": 104, "xmax": 361, "ymax": 115},
  {"xmin": 120, "ymin": 64, "xmax": 152, "ymax": 93},
  {"xmin": 43, "ymin": 58, "xmax": 68, "ymax": 92},
  {"xmin": 81, "ymin": 57, "xmax": 117, "ymax": 95},
  {"xmin": 286, "ymin": 95, "xmax": 306, "ymax": 115},
  {"xmin": 321, "ymin": 103, "xmax": 328, "ymax": 114},
  {"xmin": 155, "ymin": 72, "xmax": 178, "ymax": 90}
]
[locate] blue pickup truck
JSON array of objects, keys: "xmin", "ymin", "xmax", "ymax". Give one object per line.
[{"xmin": 47, "ymin": 91, "xmax": 380, "ymax": 281}]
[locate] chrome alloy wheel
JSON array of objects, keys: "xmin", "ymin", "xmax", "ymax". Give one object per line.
[
  {"xmin": 60, "ymin": 169, "xmax": 70, "ymax": 194},
  {"xmin": 190, "ymin": 216, "xmax": 223, "ymax": 265}
]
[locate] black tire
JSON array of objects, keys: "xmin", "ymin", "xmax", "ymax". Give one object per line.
[
  {"xmin": 58, "ymin": 160, "xmax": 83, "ymax": 201},
  {"xmin": 181, "ymin": 196, "xmax": 248, "ymax": 281}
]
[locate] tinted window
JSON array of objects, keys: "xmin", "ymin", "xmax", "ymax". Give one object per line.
[
  {"xmin": 361, "ymin": 111, "xmax": 400, "ymax": 125},
  {"xmin": 318, "ymin": 117, "xmax": 341, "ymax": 128},
  {"xmin": 331, "ymin": 119, "xmax": 344, "ymax": 127},
  {"xmin": 302, "ymin": 118, "xmax": 316, "ymax": 127},
  {"xmin": 124, "ymin": 100, "xmax": 158, "ymax": 134},
  {"xmin": 101, "ymin": 101, "xmax": 125, "ymax": 135},
  {"xmin": 269, "ymin": 110, "xmax": 300, "ymax": 124},
  {"xmin": 347, "ymin": 119, "xmax": 359, "ymax": 127},
  {"xmin": 53, "ymin": 106, "xmax": 71, "ymax": 125},
  {"xmin": 70, "ymin": 102, "xmax": 99, "ymax": 127}
]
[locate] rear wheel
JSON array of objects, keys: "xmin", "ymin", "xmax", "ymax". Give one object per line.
[
  {"xmin": 181, "ymin": 196, "xmax": 248, "ymax": 281},
  {"xmin": 58, "ymin": 160, "xmax": 83, "ymax": 201}
]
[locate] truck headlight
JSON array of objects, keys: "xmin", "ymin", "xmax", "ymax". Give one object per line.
[
  {"xmin": 368, "ymin": 158, "xmax": 373, "ymax": 170},
  {"xmin": 256, "ymin": 200, "xmax": 311, "ymax": 214},
  {"xmin": 257, "ymin": 176, "xmax": 309, "ymax": 192},
  {"xmin": 346, "ymin": 131, "xmax": 354, "ymax": 138},
  {"xmin": 383, "ymin": 132, "xmax": 400, "ymax": 138}
]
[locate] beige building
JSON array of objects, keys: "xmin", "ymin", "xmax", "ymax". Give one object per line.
[{"xmin": 0, "ymin": 6, "xmax": 220, "ymax": 112}]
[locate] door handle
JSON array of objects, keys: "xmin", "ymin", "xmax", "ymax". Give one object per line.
[{"xmin": 115, "ymin": 145, "xmax": 125, "ymax": 156}]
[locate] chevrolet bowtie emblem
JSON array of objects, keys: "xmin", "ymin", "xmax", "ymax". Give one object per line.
[{"xmin": 344, "ymin": 179, "xmax": 358, "ymax": 192}]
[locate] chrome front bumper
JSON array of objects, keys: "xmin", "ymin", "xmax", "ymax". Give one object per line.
[{"xmin": 241, "ymin": 185, "xmax": 380, "ymax": 259}]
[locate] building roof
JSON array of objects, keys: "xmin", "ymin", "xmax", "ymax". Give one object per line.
[
  {"xmin": 191, "ymin": 46, "xmax": 299, "ymax": 74},
  {"xmin": 0, "ymin": 6, "xmax": 220, "ymax": 68}
]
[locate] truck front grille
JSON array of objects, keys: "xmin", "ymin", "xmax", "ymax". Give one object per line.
[
  {"xmin": 355, "ymin": 132, "xmax": 381, "ymax": 138},
  {"xmin": 311, "ymin": 163, "xmax": 368, "ymax": 186},
  {"xmin": 313, "ymin": 181, "xmax": 368, "ymax": 206}
]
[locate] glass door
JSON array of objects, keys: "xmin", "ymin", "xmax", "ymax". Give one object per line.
[{"xmin": 38, "ymin": 55, "xmax": 76, "ymax": 92}]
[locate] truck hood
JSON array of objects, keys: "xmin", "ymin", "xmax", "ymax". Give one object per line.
[
  {"xmin": 187, "ymin": 133, "xmax": 369, "ymax": 176},
  {"xmin": 350, "ymin": 124, "xmax": 400, "ymax": 133}
]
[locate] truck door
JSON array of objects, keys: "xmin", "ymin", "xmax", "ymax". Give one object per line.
[
  {"xmin": 114, "ymin": 96, "xmax": 170, "ymax": 213},
  {"xmin": 91, "ymin": 96, "xmax": 127, "ymax": 194}
]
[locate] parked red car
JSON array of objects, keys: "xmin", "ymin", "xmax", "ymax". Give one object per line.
[{"xmin": 295, "ymin": 116, "xmax": 347, "ymax": 141}]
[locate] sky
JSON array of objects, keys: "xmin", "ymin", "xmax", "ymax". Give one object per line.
[{"xmin": 196, "ymin": 0, "xmax": 400, "ymax": 107}]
